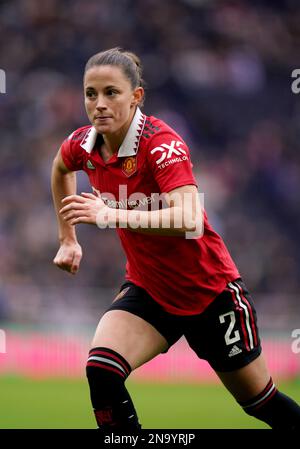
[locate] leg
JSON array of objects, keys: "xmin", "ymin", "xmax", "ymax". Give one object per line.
[
  {"xmin": 216, "ymin": 352, "xmax": 300, "ymax": 429},
  {"xmin": 216, "ymin": 351, "xmax": 270, "ymax": 402},
  {"xmin": 86, "ymin": 309, "xmax": 168, "ymax": 430},
  {"xmin": 185, "ymin": 278, "xmax": 300, "ymax": 429},
  {"xmin": 91, "ymin": 309, "xmax": 168, "ymax": 370}
]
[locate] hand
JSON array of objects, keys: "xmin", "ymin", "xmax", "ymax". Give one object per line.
[
  {"xmin": 59, "ymin": 192, "xmax": 109, "ymax": 226},
  {"xmin": 53, "ymin": 240, "xmax": 82, "ymax": 275}
]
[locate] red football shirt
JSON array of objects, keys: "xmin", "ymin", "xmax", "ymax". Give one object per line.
[{"xmin": 61, "ymin": 107, "xmax": 240, "ymax": 315}]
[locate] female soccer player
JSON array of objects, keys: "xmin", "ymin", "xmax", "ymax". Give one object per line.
[{"xmin": 51, "ymin": 48, "xmax": 300, "ymax": 430}]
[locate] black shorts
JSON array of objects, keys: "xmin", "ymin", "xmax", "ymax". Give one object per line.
[{"xmin": 106, "ymin": 278, "xmax": 262, "ymax": 372}]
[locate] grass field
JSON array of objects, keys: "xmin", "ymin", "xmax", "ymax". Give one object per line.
[{"xmin": 0, "ymin": 376, "xmax": 299, "ymax": 429}]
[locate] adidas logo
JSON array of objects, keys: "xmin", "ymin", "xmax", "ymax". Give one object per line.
[
  {"xmin": 87, "ymin": 160, "xmax": 96, "ymax": 169},
  {"xmin": 228, "ymin": 345, "xmax": 242, "ymax": 358}
]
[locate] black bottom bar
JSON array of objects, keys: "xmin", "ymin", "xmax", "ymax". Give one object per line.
[{"xmin": 0, "ymin": 429, "xmax": 296, "ymax": 448}]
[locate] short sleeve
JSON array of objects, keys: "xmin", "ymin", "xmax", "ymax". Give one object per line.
[
  {"xmin": 60, "ymin": 133, "xmax": 85, "ymax": 171},
  {"xmin": 147, "ymin": 131, "xmax": 198, "ymax": 193}
]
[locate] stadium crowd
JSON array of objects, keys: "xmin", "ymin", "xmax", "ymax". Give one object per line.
[{"xmin": 0, "ymin": 0, "xmax": 300, "ymax": 325}]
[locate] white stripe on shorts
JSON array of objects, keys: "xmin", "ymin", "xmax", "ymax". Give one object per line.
[{"xmin": 228, "ymin": 281, "xmax": 254, "ymax": 350}]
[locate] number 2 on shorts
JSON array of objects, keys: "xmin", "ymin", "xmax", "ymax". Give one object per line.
[{"xmin": 219, "ymin": 311, "xmax": 241, "ymax": 345}]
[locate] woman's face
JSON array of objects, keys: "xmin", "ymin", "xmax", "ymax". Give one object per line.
[{"xmin": 84, "ymin": 65, "xmax": 143, "ymax": 136}]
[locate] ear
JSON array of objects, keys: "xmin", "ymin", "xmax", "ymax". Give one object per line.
[{"xmin": 131, "ymin": 87, "xmax": 144, "ymax": 107}]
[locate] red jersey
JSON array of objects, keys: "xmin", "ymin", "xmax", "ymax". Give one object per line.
[{"xmin": 61, "ymin": 107, "xmax": 240, "ymax": 315}]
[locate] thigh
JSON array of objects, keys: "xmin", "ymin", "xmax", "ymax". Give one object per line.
[
  {"xmin": 91, "ymin": 281, "xmax": 182, "ymax": 370},
  {"xmin": 91, "ymin": 309, "xmax": 168, "ymax": 370},
  {"xmin": 185, "ymin": 278, "xmax": 262, "ymax": 373}
]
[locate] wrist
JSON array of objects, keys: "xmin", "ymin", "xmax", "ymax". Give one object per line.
[
  {"xmin": 59, "ymin": 235, "xmax": 78, "ymax": 245},
  {"xmin": 96, "ymin": 206, "xmax": 128, "ymax": 229}
]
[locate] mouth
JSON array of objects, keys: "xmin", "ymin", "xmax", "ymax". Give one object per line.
[{"xmin": 94, "ymin": 116, "xmax": 112, "ymax": 121}]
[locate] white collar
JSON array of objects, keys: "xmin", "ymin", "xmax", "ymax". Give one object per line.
[{"xmin": 80, "ymin": 107, "xmax": 146, "ymax": 156}]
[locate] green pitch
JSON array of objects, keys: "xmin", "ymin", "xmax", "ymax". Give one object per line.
[{"xmin": 0, "ymin": 376, "xmax": 299, "ymax": 428}]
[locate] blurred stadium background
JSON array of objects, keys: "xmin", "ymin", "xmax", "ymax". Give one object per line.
[{"xmin": 0, "ymin": 0, "xmax": 300, "ymax": 428}]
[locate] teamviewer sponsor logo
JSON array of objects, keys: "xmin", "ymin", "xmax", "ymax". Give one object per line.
[
  {"xmin": 150, "ymin": 140, "xmax": 188, "ymax": 169},
  {"xmin": 0, "ymin": 69, "xmax": 6, "ymax": 94}
]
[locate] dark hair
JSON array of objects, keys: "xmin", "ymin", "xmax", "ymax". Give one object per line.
[{"xmin": 84, "ymin": 47, "xmax": 146, "ymax": 100}]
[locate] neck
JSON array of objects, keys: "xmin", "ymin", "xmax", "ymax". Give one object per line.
[{"xmin": 103, "ymin": 107, "xmax": 137, "ymax": 154}]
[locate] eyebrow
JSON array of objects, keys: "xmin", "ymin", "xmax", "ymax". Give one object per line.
[{"xmin": 85, "ymin": 85, "xmax": 119, "ymax": 90}]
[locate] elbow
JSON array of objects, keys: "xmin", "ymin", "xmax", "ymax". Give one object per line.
[
  {"xmin": 192, "ymin": 220, "xmax": 204, "ymax": 239},
  {"xmin": 182, "ymin": 214, "xmax": 204, "ymax": 239}
]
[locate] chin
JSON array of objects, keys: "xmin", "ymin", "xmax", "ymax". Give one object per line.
[{"xmin": 94, "ymin": 124, "xmax": 112, "ymax": 134}]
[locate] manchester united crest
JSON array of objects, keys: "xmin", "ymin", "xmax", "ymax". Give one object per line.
[{"xmin": 122, "ymin": 156, "xmax": 137, "ymax": 177}]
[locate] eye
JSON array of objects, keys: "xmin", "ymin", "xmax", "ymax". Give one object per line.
[
  {"xmin": 106, "ymin": 88, "xmax": 118, "ymax": 96},
  {"xmin": 85, "ymin": 90, "xmax": 96, "ymax": 98}
]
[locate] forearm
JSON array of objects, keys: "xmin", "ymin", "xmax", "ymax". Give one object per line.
[
  {"xmin": 104, "ymin": 206, "xmax": 198, "ymax": 237},
  {"xmin": 59, "ymin": 186, "xmax": 203, "ymax": 238},
  {"xmin": 51, "ymin": 162, "xmax": 78, "ymax": 243}
]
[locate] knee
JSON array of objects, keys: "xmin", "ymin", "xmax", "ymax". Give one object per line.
[
  {"xmin": 85, "ymin": 347, "xmax": 141, "ymax": 429},
  {"xmin": 238, "ymin": 378, "xmax": 276, "ymax": 412},
  {"xmin": 86, "ymin": 346, "xmax": 131, "ymax": 386}
]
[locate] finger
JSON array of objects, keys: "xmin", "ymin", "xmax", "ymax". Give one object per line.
[
  {"xmin": 61, "ymin": 195, "xmax": 86, "ymax": 204},
  {"xmin": 53, "ymin": 260, "xmax": 72, "ymax": 272},
  {"xmin": 59, "ymin": 202, "xmax": 87, "ymax": 214},
  {"xmin": 82, "ymin": 192, "xmax": 105, "ymax": 207},
  {"xmin": 61, "ymin": 264, "xmax": 72, "ymax": 272},
  {"xmin": 81, "ymin": 192, "xmax": 98, "ymax": 200},
  {"xmin": 62, "ymin": 209, "xmax": 89, "ymax": 221},
  {"xmin": 71, "ymin": 252, "xmax": 82, "ymax": 274},
  {"xmin": 70, "ymin": 216, "xmax": 91, "ymax": 225},
  {"xmin": 53, "ymin": 252, "xmax": 73, "ymax": 266}
]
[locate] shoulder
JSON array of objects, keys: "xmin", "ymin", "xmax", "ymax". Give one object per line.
[
  {"xmin": 65, "ymin": 125, "xmax": 92, "ymax": 145},
  {"xmin": 141, "ymin": 114, "xmax": 191, "ymax": 163},
  {"xmin": 60, "ymin": 125, "xmax": 92, "ymax": 171},
  {"xmin": 142, "ymin": 115, "xmax": 183, "ymax": 143},
  {"xmin": 61, "ymin": 125, "xmax": 92, "ymax": 159},
  {"xmin": 139, "ymin": 114, "xmax": 197, "ymax": 191}
]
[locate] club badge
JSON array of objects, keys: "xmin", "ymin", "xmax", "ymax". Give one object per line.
[{"xmin": 122, "ymin": 156, "xmax": 137, "ymax": 177}]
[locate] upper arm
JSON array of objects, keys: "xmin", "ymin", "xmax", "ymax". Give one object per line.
[
  {"xmin": 147, "ymin": 130, "xmax": 198, "ymax": 193},
  {"xmin": 53, "ymin": 147, "xmax": 73, "ymax": 174},
  {"xmin": 56, "ymin": 130, "xmax": 86, "ymax": 172}
]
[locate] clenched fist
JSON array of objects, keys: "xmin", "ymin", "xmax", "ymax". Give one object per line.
[{"xmin": 53, "ymin": 240, "xmax": 82, "ymax": 275}]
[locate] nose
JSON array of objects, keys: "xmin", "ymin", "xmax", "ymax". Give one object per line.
[{"xmin": 95, "ymin": 94, "xmax": 108, "ymax": 111}]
